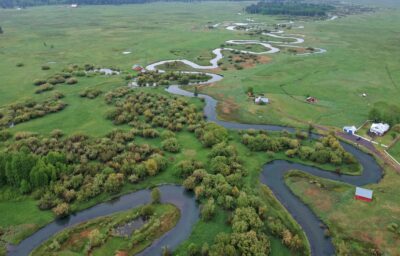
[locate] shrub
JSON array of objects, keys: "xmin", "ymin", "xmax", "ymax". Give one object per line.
[
  {"xmin": 151, "ymin": 188, "xmax": 161, "ymax": 204},
  {"xmin": 65, "ymin": 78, "xmax": 78, "ymax": 84},
  {"xmin": 88, "ymin": 229, "xmax": 105, "ymax": 248},
  {"xmin": 162, "ymin": 138, "xmax": 180, "ymax": 153},
  {"xmin": 104, "ymin": 173, "xmax": 124, "ymax": 193},
  {"xmin": 161, "ymin": 130, "xmax": 176, "ymax": 140},
  {"xmin": 188, "ymin": 243, "xmax": 200, "ymax": 256},
  {"xmin": 201, "ymin": 198, "xmax": 216, "ymax": 221},
  {"xmin": 35, "ymin": 83, "xmax": 54, "ymax": 94},
  {"xmin": 41, "ymin": 65, "xmax": 50, "ymax": 70},
  {"xmin": 72, "ymin": 70, "xmax": 86, "ymax": 77},
  {"xmin": 80, "ymin": 88, "xmax": 102, "ymax": 99},
  {"xmin": 140, "ymin": 204, "xmax": 155, "ymax": 219},
  {"xmin": 52, "ymin": 202, "xmax": 70, "ymax": 218},
  {"xmin": 16, "ymin": 63, "xmax": 24, "ymax": 67},
  {"xmin": 33, "ymin": 79, "xmax": 47, "ymax": 86},
  {"xmin": 0, "ymin": 130, "xmax": 12, "ymax": 141}
]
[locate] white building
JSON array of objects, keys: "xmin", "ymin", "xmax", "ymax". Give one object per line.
[
  {"xmin": 255, "ymin": 96, "xmax": 269, "ymax": 105},
  {"xmin": 355, "ymin": 187, "xmax": 373, "ymax": 202},
  {"xmin": 70, "ymin": 4, "xmax": 78, "ymax": 8},
  {"xmin": 370, "ymin": 123, "xmax": 390, "ymax": 136},
  {"xmin": 343, "ymin": 126, "xmax": 357, "ymax": 135}
]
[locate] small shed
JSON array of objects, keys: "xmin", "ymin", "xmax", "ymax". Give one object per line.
[
  {"xmin": 255, "ymin": 96, "xmax": 269, "ymax": 105},
  {"xmin": 306, "ymin": 97, "xmax": 317, "ymax": 103},
  {"xmin": 343, "ymin": 126, "xmax": 357, "ymax": 135},
  {"xmin": 355, "ymin": 187, "xmax": 373, "ymax": 202},
  {"xmin": 132, "ymin": 64, "xmax": 143, "ymax": 71},
  {"xmin": 370, "ymin": 123, "xmax": 390, "ymax": 136}
]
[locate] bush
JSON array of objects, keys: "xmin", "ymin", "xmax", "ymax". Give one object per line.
[
  {"xmin": 162, "ymin": 138, "xmax": 180, "ymax": 153},
  {"xmin": 0, "ymin": 130, "xmax": 12, "ymax": 141},
  {"xmin": 201, "ymin": 198, "xmax": 216, "ymax": 221},
  {"xmin": 104, "ymin": 173, "xmax": 124, "ymax": 193},
  {"xmin": 33, "ymin": 79, "xmax": 47, "ymax": 86},
  {"xmin": 65, "ymin": 78, "xmax": 78, "ymax": 84},
  {"xmin": 161, "ymin": 130, "xmax": 176, "ymax": 140},
  {"xmin": 140, "ymin": 204, "xmax": 155, "ymax": 219},
  {"xmin": 52, "ymin": 202, "xmax": 70, "ymax": 218},
  {"xmin": 151, "ymin": 188, "xmax": 161, "ymax": 204},
  {"xmin": 35, "ymin": 83, "xmax": 54, "ymax": 94},
  {"xmin": 16, "ymin": 63, "xmax": 24, "ymax": 67},
  {"xmin": 80, "ymin": 88, "xmax": 102, "ymax": 99},
  {"xmin": 41, "ymin": 65, "xmax": 50, "ymax": 70},
  {"xmin": 88, "ymin": 229, "xmax": 105, "ymax": 248}
]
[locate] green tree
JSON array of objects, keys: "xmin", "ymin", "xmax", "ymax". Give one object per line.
[
  {"xmin": 19, "ymin": 179, "xmax": 31, "ymax": 194},
  {"xmin": 6, "ymin": 152, "xmax": 37, "ymax": 187},
  {"xmin": 201, "ymin": 198, "xmax": 216, "ymax": 221},
  {"xmin": 52, "ymin": 202, "xmax": 70, "ymax": 218},
  {"xmin": 104, "ymin": 173, "xmax": 124, "ymax": 193},
  {"xmin": 151, "ymin": 187, "xmax": 161, "ymax": 204},
  {"xmin": 188, "ymin": 243, "xmax": 200, "ymax": 256},
  {"xmin": 162, "ymin": 138, "xmax": 181, "ymax": 153},
  {"xmin": 140, "ymin": 204, "xmax": 155, "ymax": 219}
]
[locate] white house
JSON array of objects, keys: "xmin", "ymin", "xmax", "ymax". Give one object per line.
[
  {"xmin": 370, "ymin": 123, "xmax": 390, "ymax": 136},
  {"xmin": 255, "ymin": 96, "xmax": 269, "ymax": 104},
  {"xmin": 343, "ymin": 126, "xmax": 357, "ymax": 135},
  {"xmin": 70, "ymin": 4, "xmax": 78, "ymax": 8},
  {"xmin": 355, "ymin": 187, "xmax": 373, "ymax": 202}
]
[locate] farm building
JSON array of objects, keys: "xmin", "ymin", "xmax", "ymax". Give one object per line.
[
  {"xmin": 343, "ymin": 126, "xmax": 357, "ymax": 135},
  {"xmin": 355, "ymin": 187, "xmax": 373, "ymax": 202},
  {"xmin": 255, "ymin": 96, "xmax": 269, "ymax": 104},
  {"xmin": 370, "ymin": 123, "xmax": 390, "ymax": 136},
  {"xmin": 132, "ymin": 64, "xmax": 144, "ymax": 71},
  {"xmin": 306, "ymin": 96, "xmax": 317, "ymax": 103}
]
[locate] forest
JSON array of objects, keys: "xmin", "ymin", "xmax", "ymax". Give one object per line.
[{"xmin": 245, "ymin": 1, "xmax": 335, "ymax": 17}]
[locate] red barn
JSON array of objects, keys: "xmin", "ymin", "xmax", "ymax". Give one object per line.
[
  {"xmin": 355, "ymin": 187, "xmax": 373, "ymax": 202},
  {"xmin": 132, "ymin": 64, "xmax": 143, "ymax": 72},
  {"xmin": 306, "ymin": 96, "xmax": 318, "ymax": 103}
]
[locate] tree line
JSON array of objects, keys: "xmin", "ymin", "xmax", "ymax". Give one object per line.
[
  {"xmin": 245, "ymin": 1, "xmax": 335, "ymax": 17},
  {"xmin": 368, "ymin": 101, "xmax": 400, "ymax": 126}
]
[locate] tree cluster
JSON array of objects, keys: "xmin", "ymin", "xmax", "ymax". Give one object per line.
[
  {"xmin": 80, "ymin": 88, "xmax": 103, "ymax": 99},
  {"xmin": 0, "ymin": 97, "xmax": 67, "ymax": 128},
  {"xmin": 135, "ymin": 71, "xmax": 210, "ymax": 87},
  {"xmin": 0, "ymin": 129, "xmax": 168, "ymax": 217},
  {"xmin": 245, "ymin": 1, "xmax": 335, "ymax": 17},
  {"xmin": 180, "ymin": 136, "xmax": 305, "ymax": 255},
  {"xmin": 369, "ymin": 102, "xmax": 400, "ymax": 126},
  {"xmin": 106, "ymin": 92, "xmax": 204, "ymax": 132},
  {"xmin": 241, "ymin": 130, "xmax": 357, "ymax": 166},
  {"xmin": 104, "ymin": 87, "xmax": 131, "ymax": 104}
]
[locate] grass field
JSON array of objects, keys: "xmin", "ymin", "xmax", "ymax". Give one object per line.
[
  {"xmin": 285, "ymin": 167, "xmax": 400, "ymax": 255},
  {"xmin": 198, "ymin": 6, "xmax": 400, "ymax": 128},
  {"xmin": 1, "ymin": 1, "xmax": 400, "ymax": 255},
  {"xmin": 1, "ymin": 2, "xmax": 400, "ymax": 132},
  {"xmin": 388, "ymin": 140, "xmax": 400, "ymax": 162}
]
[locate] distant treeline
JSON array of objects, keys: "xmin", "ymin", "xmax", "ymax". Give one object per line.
[
  {"xmin": 1, "ymin": 0, "xmax": 249, "ymax": 8},
  {"xmin": 245, "ymin": 0, "xmax": 335, "ymax": 17}
]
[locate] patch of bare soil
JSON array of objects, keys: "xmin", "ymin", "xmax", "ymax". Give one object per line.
[
  {"xmin": 115, "ymin": 251, "xmax": 128, "ymax": 256},
  {"xmin": 219, "ymin": 97, "xmax": 240, "ymax": 115}
]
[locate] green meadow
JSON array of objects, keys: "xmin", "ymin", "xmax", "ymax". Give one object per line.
[
  {"xmin": 1, "ymin": 1, "xmax": 400, "ymax": 255},
  {"xmin": 1, "ymin": 2, "xmax": 400, "ymax": 132}
]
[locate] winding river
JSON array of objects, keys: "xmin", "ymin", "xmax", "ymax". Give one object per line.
[{"xmin": 9, "ymin": 19, "xmax": 384, "ymax": 256}]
